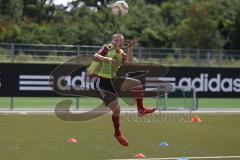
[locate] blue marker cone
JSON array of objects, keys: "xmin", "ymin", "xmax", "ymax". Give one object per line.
[
  {"xmin": 159, "ymin": 142, "xmax": 169, "ymax": 147},
  {"xmin": 177, "ymin": 158, "xmax": 189, "ymax": 160}
]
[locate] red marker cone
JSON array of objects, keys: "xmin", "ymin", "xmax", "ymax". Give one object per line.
[
  {"xmin": 191, "ymin": 116, "xmax": 202, "ymax": 122},
  {"xmin": 67, "ymin": 138, "xmax": 77, "ymax": 143},
  {"xmin": 135, "ymin": 153, "xmax": 145, "ymax": 159}
]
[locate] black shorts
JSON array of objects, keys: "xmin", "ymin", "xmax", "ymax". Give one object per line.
[{"xmin": 93, "ymin": 77, "xmax": 126, "ymax": 106}]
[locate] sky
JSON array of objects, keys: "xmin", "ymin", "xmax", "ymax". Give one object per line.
[{"xmin": 53, "ymin": 0, "xmax": 75, "ymax": 6}]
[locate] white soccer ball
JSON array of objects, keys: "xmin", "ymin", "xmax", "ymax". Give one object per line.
[{"xmin": 112, "ymin": 1, "xmax": 129, "ymax": 16}]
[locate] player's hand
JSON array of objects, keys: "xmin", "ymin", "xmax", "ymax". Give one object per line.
[
  {"xmin": 106, "ymin": 57, "xmax": 117, "ymax": 64},
  {"xmin": 127, "ymin": 37, "xmax": 139, "ymax": 48}
]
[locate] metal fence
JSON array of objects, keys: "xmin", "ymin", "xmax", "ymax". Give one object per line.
[
  {"xmin": 0, "ymin": 43, "xmax": 240, "ymax": 67},
  {"xmin": 1, "ymin": 43, "xmax": 240, "ymax": 110}
]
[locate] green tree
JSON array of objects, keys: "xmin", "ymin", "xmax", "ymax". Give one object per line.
[
  {"xmin": 228, "ymin": 8, "xmax": 240, "ymax": 50},
  {"xmin": 0, "ymin": 0, "xmax": 9, "ymax": 14},
  {"xmin": 0, "ymin": 0, "xmax": 239, "ymax": 49},
  {"xmin": 23, "ymin": 0, "xmax": 56, "ymax": 22},
  {"xmin": 0, "ymin": 0, "xmax": 23, "ymax": 20},
  {"xmin": 10, "ymin": 0, "xmax": 24, "ymax": 20},
  {"xmin": 175, "ymin": 2, "xmax": 224, "ymax": 49}
]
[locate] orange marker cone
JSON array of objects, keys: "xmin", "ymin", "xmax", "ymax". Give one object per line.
[
  {"xmin": 135, "ymin": 153, "xmax": 146, "ymax": 159},
  {"xmin": 191, "ymin": 116, "xmax": 202, "ymax": 122},
  {"xmin": 67, "ymin": 138, "xmax": 77, "ymax": 143}
]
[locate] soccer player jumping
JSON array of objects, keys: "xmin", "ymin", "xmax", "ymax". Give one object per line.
[{"xmin": 87, "ymin": 34, "xmax": 156, "ymax": 146}]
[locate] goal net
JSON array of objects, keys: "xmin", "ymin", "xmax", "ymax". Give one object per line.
[{"xmin": 155, "ymin": 83, "xmax": 198, "ymax": 110}]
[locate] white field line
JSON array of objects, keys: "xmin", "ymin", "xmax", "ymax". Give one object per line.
[
  {"xmin": 112, "ymin": 155, "xmax": 240, "ymax": 160},
  {"xmin": 1, "ymin": 110, "xmax": 240, "ymax": 114}
]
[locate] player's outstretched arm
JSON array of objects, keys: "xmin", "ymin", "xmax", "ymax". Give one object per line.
[
  {"xmin": 126, "ymin": 37, "xmax": 139, "ymax": 64},
  {"xmin": 92, "ymin": 53, "xmax": 114, "ymax": 63}
]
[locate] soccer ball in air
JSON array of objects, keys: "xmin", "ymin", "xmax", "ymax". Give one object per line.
[{"xmin": 112, "ymin": 1, "xmax": 129, "ymax": 16}]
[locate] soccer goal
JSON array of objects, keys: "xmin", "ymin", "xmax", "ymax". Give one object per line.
[{"xmin": 155, "ymin": 83, "xmax": 198, "ymax": 110}]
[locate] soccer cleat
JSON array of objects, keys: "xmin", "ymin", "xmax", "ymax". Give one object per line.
[
  {"xmin": 138, "ymin": 107, "xmax": 156, "ymax": 117},
  {"xmin": 114, "ymin": 134, "xmax": 129, "ymax": 146}
]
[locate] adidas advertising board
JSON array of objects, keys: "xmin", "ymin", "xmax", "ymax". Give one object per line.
[{"xmin": 0, "ymin": 63, "xmax": 239, "ymax": 98}]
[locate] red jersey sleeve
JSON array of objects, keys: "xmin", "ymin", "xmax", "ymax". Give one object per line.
[{"xmin": 96, "ymin": 46, "xmax": 108, "ymax": 56}]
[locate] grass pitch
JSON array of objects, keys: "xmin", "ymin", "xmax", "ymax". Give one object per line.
[
  {"xmin": 0, "ymin": 97, "xmax": 240, "ymax": 109},
  {"xmin": 0, "ymin": 113, "xmax": 240, "ymax": 160}
]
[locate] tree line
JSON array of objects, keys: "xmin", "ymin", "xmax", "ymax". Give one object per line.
[{"xmin": 0, "ymin": 0, "xmax": 240, "ymax": 50}]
